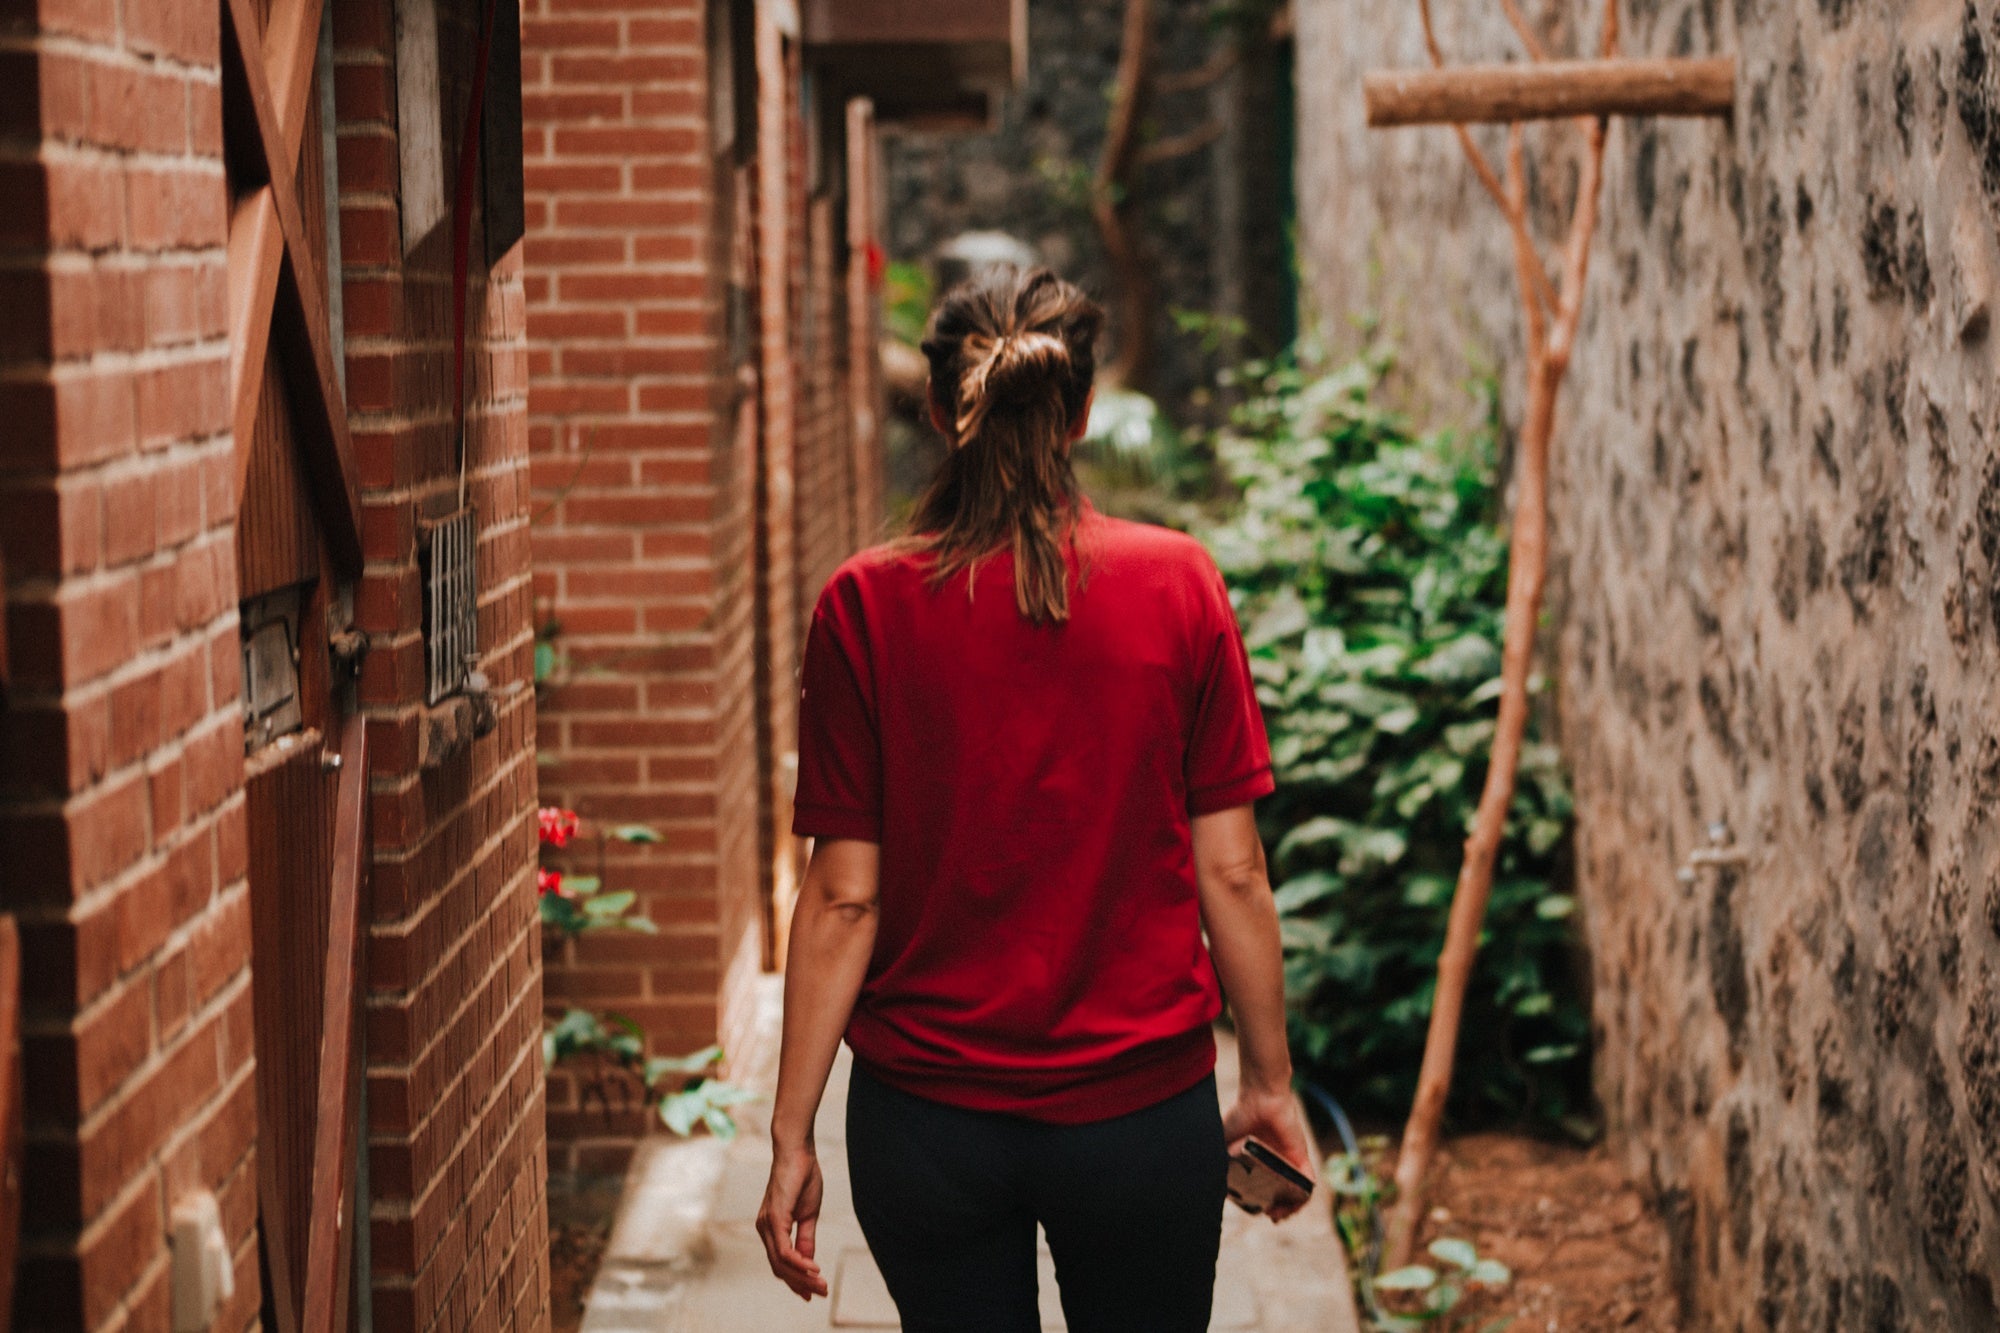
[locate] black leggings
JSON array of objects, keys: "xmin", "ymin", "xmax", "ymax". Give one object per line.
[{"xmin": 845, "ymin": 1064, "xmax": 1227, "ymax": 1333}]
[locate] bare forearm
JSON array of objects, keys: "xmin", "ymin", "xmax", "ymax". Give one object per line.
[
  {"xmin": 1192, "ymin": 807, "xmax": 1293, "ymax": 1096},
  {"xmin": 1203, "ymin": 878, "xmax": 1293, "ymax": 1093},
  {"xmin": 771, "ymin": 845, "xmax": 879, "ymax": 1152}
]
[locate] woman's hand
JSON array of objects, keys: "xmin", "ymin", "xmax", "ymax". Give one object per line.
[
  {"xmin": 1223, "ymin": 1084, "xmax": 1317, "ymax": 1223},
  {"xmin": 756, "ymin": 1143, "xmax": 829, "ymax": 1300}
]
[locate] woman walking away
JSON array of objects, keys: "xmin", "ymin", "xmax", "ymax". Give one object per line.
[{"xmin": 756, "ymin": 265, "xmax": 1314, "ymax": 1333}]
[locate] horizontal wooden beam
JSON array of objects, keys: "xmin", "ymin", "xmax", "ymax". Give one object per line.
[{"xmin": 1365, "ymin": 57, "xmax": 1734, "ymax": 127}]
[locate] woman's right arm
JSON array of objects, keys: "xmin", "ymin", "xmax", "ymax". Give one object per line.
[
  {"xmin": 757, "ymin": 837, "xmax": 880, "ymax": 1299},
  {"xmin": 1192, "ymin": 804, "xmax": 1316, "ymax": 1221}
]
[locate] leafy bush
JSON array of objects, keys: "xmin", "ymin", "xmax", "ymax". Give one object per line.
[
  {"xmin": 542, "ymin": 1011, "xmax": 757, "ymax": 1139},
  {"xmin": 1201, "ymin": 349, "xmax": 1589, "ymax": 1131}
]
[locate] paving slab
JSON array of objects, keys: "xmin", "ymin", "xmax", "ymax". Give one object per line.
[{"xmin": 582, "ymin": 975, "xmax": 1361, "ymax": 1333}]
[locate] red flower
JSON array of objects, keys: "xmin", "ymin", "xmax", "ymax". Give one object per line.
[
  {"xmin": 538, "ymin": 867, "xmax": 565, "ymax": 897},
  {"xmin": 865, "ymin": 240, "xmax": 886, "ymax": 288},
  {"xmin": 539, "ymin": 807, "xmax": 579, "ymax": 848}
]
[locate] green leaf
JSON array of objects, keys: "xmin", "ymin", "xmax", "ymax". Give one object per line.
[
  {"xmin": 1413, "ymin": 633, "xmax": 1500, "ymax": 683},
  {"xmin": 1339, "ymin": 826, "xmax": 1407, "ymax": 875},
  {"xmin": 561, "ymin": 875, "xmax": 603, "ymax": 898},
  {"xmin": 1272, "ymin": 871, "xmax": 1342, "ymax": 914},
  {"xmin": 1522, "ymin": 1043, "xmax": 1579, "ymax": 1065},
  {"xmin": 1535, "ymin": 893, "xmax": 1575, "ymax": 920},
  {"xmin": 648, "ymin": 1044, "xmax": 724, "ymax": 1077},
  {"xmin": 609, "ymin": 824, "xmax": 664, "ymax": 844},
  {"xmin": 1427, "ymin": 1237, "xmax": 1479, "ymax": 1271},
  {"xmin": 533, "ymin": 640, "xmax": 557, "ymax": 684},
  {"xmin": 1273, "ymin": 816, "xmax": 1348, "ymax": 864},
  {"xmin": 1469, "ymin": 1259, "xmax": 1512, "ymax": 1286},
  {"xmin": 1375, "ymin": 706, "xmax": 1420, "ymax": 735},
  {"xmin": 1245, "ymin": 589, "xmax": 1311, "ymax": 647},
  {"xmin": 583, "ymin": 890, "xmax": 637, "ymax": 918},
  {"xmin": 659, "ymin": 1091, "xmax": 702, "ymax": 1136},
  {"xmin": 702, "ymin": 1105, "xmax": 739, "ymax": 1140},
  {"xmin": 1374, "ymin": 1265, "xmax": 1438, "ymax": 1292}
]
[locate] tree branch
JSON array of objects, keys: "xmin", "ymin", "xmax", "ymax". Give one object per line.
[
  {"xmin": 1383, "ymin": 0, "xmax": 1617, "ymax": 1271},
  {"xmin": 1138, "ymin": 121, "xmax": 1225, "ymax": 165},
  {"xmin": 1093, "ymin": 0, "xmax": 1158, "ymax": 388},
  {"xmin": 1498, "ymin": 0, "xmax": 1548, "ymax": 59},
  {"xmin": 1156, "ymin": 47, "xmax": 1242, "ymax": 95}
]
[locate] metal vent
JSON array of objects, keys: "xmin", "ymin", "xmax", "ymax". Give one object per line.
[
  {"xmin": 240, "ymin": 589, "xmax": 305, "ymax": 752},
  {"xmin": 421, "ymin": 508, "xmax": 478, "ymax": 705}
]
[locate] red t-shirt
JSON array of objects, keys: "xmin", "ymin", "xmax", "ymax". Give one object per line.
[{"xmin": 791, "ymin": 508, "xmax": 1275, "ymax": 1123}]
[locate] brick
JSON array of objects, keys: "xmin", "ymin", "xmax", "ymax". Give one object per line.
[
  {"xmin": 87, "ymin": 61, "xmax": 190, "ymax": 156},
  {"xmin": 626, "ymin": 16, "xmax": 703, "ymax": 48},
  {"xmin": 553, "ymin": 196, "xmax": 703, "ymax": 231},
  {"xmin": 522, "ymin": 162, "xmax": 624, "ymax": 195},
  {"xmin": 102, "ymin": 471, "xmax": 160, "ymax": 568},
  {"xmin": 52, "ymin": 365, "xmax": 138, "ymax": 469},
  {"xmin": 525, "ymin": 307, "xmax": 628, "ymax": 340},
  {"xmin": 134, "ymin": 353, "xmax": 228, "ymax": 448},
  {"xmin": 125, "ymin": 164, "xmax": 226, "ymax": 252},
  {"xmin": 36, "ymin": 0, "xmax": 118, "ymax": 45},
  {"xmin": 333, "ymin": 64, "xmax": 397, "ymax": 127},
  {"xmin": 74, "ymin": 976, "xmax": 153, "ymax": 1116},
  {"xmin": 337, "ymin": 133, "xmax": 400, "ymax": 197},
  {"xmin": 520, "ymin": 90, "xmax": 625, "ymax": 123},
  {"xmin": 77, "ymin": 1173, "xmax": 160, "ymax": 1328},
  {"xmin": 125, "ymin": 0, "xmax": 221, "ymax": 65},
  {"xmin": 548, "ymin": 55, "xmax": 703, "ymax": 89},
  {"xmin": 630, "ymin": 87, "xmax": 706, "ymax": 119},
  {"xmin": 520, "ymin": 17, "xmax": 620, "ymax": 48},
  {"xmin": 59, "ymin": 573, "xmax": 141, "ymax": 689}
]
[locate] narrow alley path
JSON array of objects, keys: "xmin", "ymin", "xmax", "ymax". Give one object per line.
[{"xmin": 580, "ymin": 978, "xmax": 1360, "ymax": 1332}]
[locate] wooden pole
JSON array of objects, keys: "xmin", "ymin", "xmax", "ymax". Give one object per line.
[
  {"xmin": 1375, "ymin": 0, "xmax": 1620, "ymax": 1269},
  {"xmin": 1365, "ymin": 55, "xmax": 1732, "ymax": 126}
]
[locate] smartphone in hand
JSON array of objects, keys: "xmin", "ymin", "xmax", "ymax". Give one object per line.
[{"xmin": 1225, "ymin": 1137, "xmax": 1315, "ymax": 1215}]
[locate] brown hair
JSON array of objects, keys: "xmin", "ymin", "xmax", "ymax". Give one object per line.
[{"xmin": 905, "ymin": 265, "xmax": 1104, "ymax": 624}]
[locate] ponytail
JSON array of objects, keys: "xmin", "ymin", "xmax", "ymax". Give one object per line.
[{"xmin": 905, "ymin": 266, "xmax": 1104, "ymax": 625}]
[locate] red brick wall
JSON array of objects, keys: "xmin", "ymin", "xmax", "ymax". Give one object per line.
[
  {"xmin": 521, "ymin": 0, "xmax": 765, "ymax": 1172},
  {"xmin": 332, "ymin": 3, "xmax": 547, "ymax": 1328},
  {"xmin": 524, "ymin": 0, "xmax": 883, "ymax": 1168},
  {"xmin": 0, "ymin": 1, "xmax": 260, "ymax": 1328}
]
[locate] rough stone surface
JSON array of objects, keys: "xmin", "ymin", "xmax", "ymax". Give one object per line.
[{"xmin": 1297, "ymin": 1, "xmax": 2000, "ymax": 1326}]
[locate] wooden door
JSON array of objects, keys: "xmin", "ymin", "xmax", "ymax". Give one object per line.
[{"xmin": 220, "ymin": 0, "xmax": 371, "ymax": 1328}]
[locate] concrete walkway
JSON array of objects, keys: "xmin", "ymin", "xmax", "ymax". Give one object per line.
[{"xmin": 581, "ymin": 977, "xmax": 1360, "ymax": 1333}]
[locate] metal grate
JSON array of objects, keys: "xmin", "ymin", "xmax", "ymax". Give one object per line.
[{"xmin": 422, "ymin": 507, "xmax": 478, "ymax": 705}]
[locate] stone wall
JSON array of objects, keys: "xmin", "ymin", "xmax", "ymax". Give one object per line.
[{"xmin": 1296, "ymin": 1, "xmax": 2000, "ymax": 1326}]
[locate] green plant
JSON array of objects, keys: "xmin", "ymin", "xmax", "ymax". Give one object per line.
[
  {"xmin": 537, "ymin": 808, "xmax": 661, "ymax": 937},
  {"xmin": 1199, "ymin": 348, "xmax": 1588, "ymax": 1131},
  {"xmin": 883, "ymin": 260, "xmax": 934, "ymax": 348},
  {"xmin": 1373, "ymin": 1237, "xmax": 1513, "ymax": 1330},
  {"xmin": 1323, "ymin": 1143, "xmax": 1510, "ymax": 1331},
  {"xmin": 542, "ymin": 1010, "xmax": 759, "ymax": 1140}
]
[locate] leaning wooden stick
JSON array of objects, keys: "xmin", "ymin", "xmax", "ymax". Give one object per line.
[{"xmin": 1378, "ymin": 0, "xmax": 1630, "ymax": 1269}]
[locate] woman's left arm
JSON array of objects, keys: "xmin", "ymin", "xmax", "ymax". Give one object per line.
[{"xmin": 756, "ymin": 837, "xmax": 881, "ymax": 1301}]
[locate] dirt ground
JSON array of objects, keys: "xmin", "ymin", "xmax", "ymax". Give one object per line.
[
  {"xmin": 548, "ymin": 1173, "xmax": 622, "ymax": 1333},
  {"xmin": 1366, "ymin": 1132, "xmax": 1675, "ymax": 1332}
]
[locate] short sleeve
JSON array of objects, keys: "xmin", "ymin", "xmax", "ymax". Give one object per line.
[
  {"xmin": 793, "ymin": 580, "xmax": 883, "ymax": 841},
  {"xmin": 1185, "ymin": 560, "xmax": 1275, "ymax": 815}
]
